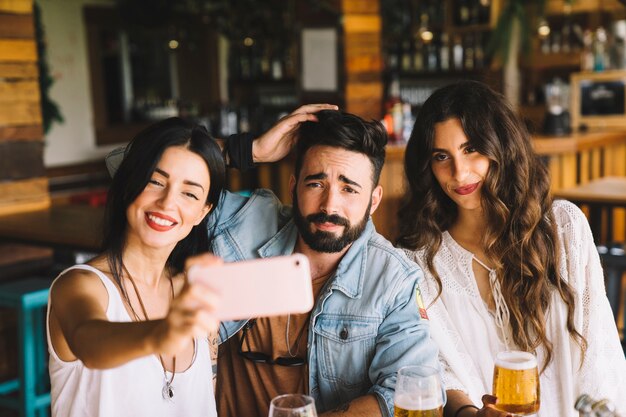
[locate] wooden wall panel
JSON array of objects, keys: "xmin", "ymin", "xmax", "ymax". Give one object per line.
[
  {"xmin": 0, "ymin": 39, "xmax": 37, "ymax": 62},
  {"xmin": 0, "ymin": 141, "xmax": 45, "ymax": 180},
  {"xmin": 0, "ymin": 125, "xmax": 43, "ymax": 141},
  {"xmin": 341, "ymin": 0, "xmax": 379, "ymax": 14},
  {"xmin": 0, "ymin": 80, "xmax": 39, "ymax": 102},
  {"xmin": 0, "ymin": 102, "xmax": 42, "ymax": 125},
  {"xmin": 0, "ymin": 0, "xmax": 32, "ymax": 14},
  {"xmin": 0, "ymin": 177, "xmax": 50, "ymax": 216},
  {"xmin": 341, "ymin": 0, "xmax": 382, "ymax": 119},
  {"xmin": 0, "ymin": 62, "xmax": 38, "ymax": 78},
  {"xmin": 0, "ymin": 13, "xmax": 34, "ymax": 38},
  {"xmin": 0, "ymin": 10, "xmax": 49, "ymax": 215}
]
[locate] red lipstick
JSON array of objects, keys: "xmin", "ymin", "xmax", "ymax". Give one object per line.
[
  {"xmin": 145, "ymin": 212, "xmax": 178, "ymax": 232},
  {"xmin": 454, "ymin": 183, "xmax": 479, "ymax": 195}
]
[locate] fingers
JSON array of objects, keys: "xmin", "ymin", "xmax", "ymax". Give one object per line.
[
  {"xmin": 479, "ymin": 395, "xmax": 511, "ymax": 417},
  {"xmin": 291, "ymin": 103, "xmax": 338, "ymax": 116},
  {"xmin": 481, "ymin": 395, "xmax": 497, "ymax": 406},
  {"xmin": 185, "ymin": 253, "xmax": 223, "ymax": 276}
]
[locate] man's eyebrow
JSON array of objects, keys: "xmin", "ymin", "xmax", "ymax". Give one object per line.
[
  {"xmin": 339, "ymin": 175, "xmax": 361, "ymax": 188},
  {"xmin": 304, "ymin": 173, "xmax": 327, "ymax": 181},
  {"xmin": 154, "ymin": 168, "xmax": 205, "ymax": 191}
]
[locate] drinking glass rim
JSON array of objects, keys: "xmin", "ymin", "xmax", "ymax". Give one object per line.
[
  {"xmin": 397, "ymin": 365, "xmax": 440, "ymax": 377},
  {"xmin": 495, "ymin": 350, "xmax": 538, "ymax": 370},
  {"xmin": 270, "ymin": 394, "xmax": 316, "ymax": 411}
]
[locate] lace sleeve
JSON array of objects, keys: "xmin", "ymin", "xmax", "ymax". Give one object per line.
[{"xmin": 554, "ymin": 201, "xmax": 626, "ymax": 412}]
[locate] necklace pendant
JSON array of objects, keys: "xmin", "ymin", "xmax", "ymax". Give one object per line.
[{"xmin": 162, "ymin": 381, "xmax": 174, "ymax": 401}]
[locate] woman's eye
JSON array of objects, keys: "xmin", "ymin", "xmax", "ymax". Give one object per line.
[
  {"xmin": 465, "ymin": 146, "xmax": 477, "ymax": 153},
  {"xmin": 149, "ymin": 179, "xmax": 163, "ymax": 186},
  {"xmin": 306, "ymin": 182, "xmax": 322, "ymax": 188},
  {"xmin": 432, "ymin": 153, "xmax": 448, "ymax": 162},
  {"xmin": 184, "ymin": 192, "xmax": 199, "ymax": 200}
]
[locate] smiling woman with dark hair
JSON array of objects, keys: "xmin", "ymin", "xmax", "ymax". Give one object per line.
[
  {"xmin": 47, "ymin": 117, "xmax": 225, "ymax": 417},
  {"xmin": 398, "ymin": 81, "xmax": 626, "ymax": 417}
]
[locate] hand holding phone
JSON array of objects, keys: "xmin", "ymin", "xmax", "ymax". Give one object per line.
[{"xmin": 187, "ymin": 254, "xmax": 314, "ymax": 321}]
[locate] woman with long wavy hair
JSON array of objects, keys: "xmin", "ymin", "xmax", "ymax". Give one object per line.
[{"xmin": 398, "ymin": 81, "xmax": 625, "ymax": 417}]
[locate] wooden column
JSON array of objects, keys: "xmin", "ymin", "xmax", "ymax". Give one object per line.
[
  {"xmin": 0, "ymin": 0, "xmax": 49, "ymax": 215},
  {"xmin": 341, "ymin": 0, "xmax": 383, "ymax": 120}
]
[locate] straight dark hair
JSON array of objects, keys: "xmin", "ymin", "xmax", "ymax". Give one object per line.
[
  {"xmin": 397, "ymin": 81, "xmax": 585, "ymax": 370},
  {"xmin": 294, "ymin": 110, "xmax": 388, "ymax": 186},
  {"xmin": 103, "ymin": 117, "xmax": 226, "ymax": 294}
]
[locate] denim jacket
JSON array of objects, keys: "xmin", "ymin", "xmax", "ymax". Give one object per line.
[{"xmin": 208, "ymin": 189, "xmax": 440, "ymax": 416}]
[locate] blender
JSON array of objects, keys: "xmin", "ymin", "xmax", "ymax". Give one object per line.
[{"xmin": 543, "ymin": 77, "xmax": 572, "ymax": 135}]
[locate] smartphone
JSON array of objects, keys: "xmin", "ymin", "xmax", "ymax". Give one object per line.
[{"xmin": 187, "ymin": 254, "xmax": 314, "ymax": 321}]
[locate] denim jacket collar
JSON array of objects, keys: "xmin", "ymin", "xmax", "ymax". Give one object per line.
[{"xmin": 258, "ymin": 218, "xmax": 375, "ymax": 300}]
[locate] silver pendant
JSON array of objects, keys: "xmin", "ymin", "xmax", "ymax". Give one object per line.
[{"xmin": 162, "ymin": 381, "xmax": 174, "ymax": 401}]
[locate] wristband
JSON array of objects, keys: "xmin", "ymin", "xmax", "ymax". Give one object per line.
[{"xmin": 454, "ymin": 404, "xmax": 479, "ymax": 417}]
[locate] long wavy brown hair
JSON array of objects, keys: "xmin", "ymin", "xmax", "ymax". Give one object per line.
[{"xmin": 397, "ymin": 81, "xmax": 585, "ymax": 369}]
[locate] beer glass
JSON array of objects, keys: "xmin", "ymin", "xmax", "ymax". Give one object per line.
[
  {"xmin": 268, "ymin": 394, "xmax": 317, "ymax": 417},
  {"xmin": 492, "ymin": 351, "xmax": 540, "ymax": 416},
  {"xmin": 393, "ymin": 365, "xmax": 444, "ymax": 417}
]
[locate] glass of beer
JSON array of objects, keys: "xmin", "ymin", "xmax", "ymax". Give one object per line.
[
  {"xmin": 268, "ymin": 394, "xmax": 317, "ymax": 417},
  {"xmin": 393, "ymin": 365, "xmax": 443, "ymax": 417},
  {"xmin": 492, "ymin": 350, "xmax": 540, "ymax": 416}
]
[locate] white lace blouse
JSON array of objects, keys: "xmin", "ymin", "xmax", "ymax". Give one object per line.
[{"xmin": 406, "ymin": 200, "xmax": 626, "ymax": 417}]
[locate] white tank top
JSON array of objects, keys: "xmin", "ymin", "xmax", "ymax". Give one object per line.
[{"xmin": 46, "ymin": 264, "xmax": 217, "ymax": 417}]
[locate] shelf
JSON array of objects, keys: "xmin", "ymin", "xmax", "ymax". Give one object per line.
[
  {"xmin": 524, "ymin": 52, "xmax": 582, "ymax": 70},
  {"xmin": 449, "ymin": 23, "xmax": 493, "ymax": 34},
  {"xmin": 546, "ymin": 0, "xmax": 625, "ymax": 15}
]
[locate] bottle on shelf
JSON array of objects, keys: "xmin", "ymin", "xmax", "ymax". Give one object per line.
[
  {"xmin": 464, "ymin": 34, "xmax": 475, "ymax": 70},
  {"xmin": 401, "ymin": 40, "xmax": 413, "ymax": 72},
  {"xmin": 474, "ymin": 33, "xmax": 485, "ymax": 69},
  {"xmin": 456, "ymin": 0, "xmax": 470, "ymax": 26},
  {"xmin": 413, "ymin": 40, "xmax": 424, "ymax": 73},
  {"xmin": 440, "ymin": 33, "xmax": 450, "ymax": 71},
  {"xmin": 593, "ymin": 27, "xmax": 609, "ymax": 71},
  {"xmin": 478, "ymin": 0, "xmax": 491, "ymax": 25},
  {"xmin": 581, "ymin": 29, "xmax": 594, "ymax": 71},
  {"xmin": 453, "ymin": 35, "xmax": 464, "ymax": 71},
  {"xmin": 383, "ymin": 76, "xmax": 404, "ymax": 144},
  {"xmin": 426, "ymin": 41, "xmax": 438, "ymax": 72}
]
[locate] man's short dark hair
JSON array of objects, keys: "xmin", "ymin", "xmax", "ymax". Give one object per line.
[{"xmin": 294, "ymin": 110, "xmax": 388, "ymax": 186}]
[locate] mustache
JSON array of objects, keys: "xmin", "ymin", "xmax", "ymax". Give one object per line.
[{"xmin": 306, "ymin": 212, "xmax": 350, "ymax": 227}]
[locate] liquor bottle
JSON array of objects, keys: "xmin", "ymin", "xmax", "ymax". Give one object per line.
[
  {"xmin": 453, "ymin": 35, "xmax": 464, "ymax": 71},
  {"xmin": 440, "ymin": 33, "xmax": 450, "ymax": 71},
  {"xmin": 470, "ymin": 0, "xmax": 480, "ymax": 25},
  {"xmin": 413, "ymin": 40, "xmax": 424, "ymax": 73},
  {"xmin": 464, "ymin": 34, "xmax": 475, "ymax": 70},
  {"xmin": 478, "ymin": 0, "xmax": 491, "ymax": 25},
  {"xmin": 474, "ymin": 33, "xmax": 485, "ymax": 69},
  {"xmin": 457, "ymin": 0, "xmax": 470, "ymax": 26},
  {"xmin": 401, "ymin": 103, "xmax": 415, "ymax": 143},
  {"xmin": 593, "ymin": 27, "xmax": 609, "ymax": 71},
  {"xmin": 581, "ymin": 29, "xmax": 594, "ymax": 71},
  {"xmin": 575, "ymin": 394, "xmax": 621, "ymax": 417},
  {"xmin": 426, "ymin": 41, "xmax": 438, "ymax": 72},
  {"xmin": 401, "ymin": 40, "xmax": 413, "ymax": 71}
]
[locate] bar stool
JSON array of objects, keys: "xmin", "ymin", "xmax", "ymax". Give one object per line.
[{"xmin": 0, "ymin": 278, "xmax": 51, "ymax": 417}]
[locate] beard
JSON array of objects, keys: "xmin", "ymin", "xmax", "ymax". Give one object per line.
[{"xmin": 292, "ymin": 191, "xmax": 371, "ymax": 253}]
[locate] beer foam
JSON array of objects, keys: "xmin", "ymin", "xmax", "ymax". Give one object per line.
[
  {"xmin": 495, "ymin": 351, "xmax": 537, "ymax": 370},
  {"xmin": 394, "ymin": 393, "xmax": 443, "ymax": 410}
]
